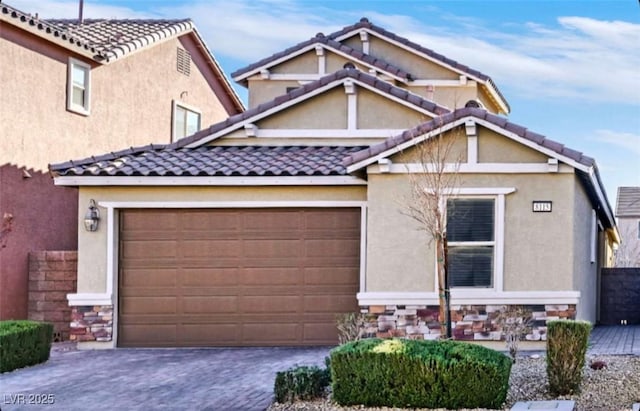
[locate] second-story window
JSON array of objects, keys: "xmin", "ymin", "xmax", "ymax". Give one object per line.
[
  {"xmin": 172, "ymin": 101, "xmax": 201, "ymax": 141},
  {"xmin": 67, "ymin": 58, "xmax": 91, "ymax": 115}
]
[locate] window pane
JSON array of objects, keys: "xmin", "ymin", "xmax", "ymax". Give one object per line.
[
  {"xmin": 72, "ymin": 86, "xmax": 85, "ymax": 107},
  {"xmin": 72, "ymin": 65, "xmax": 86, "ymax": 86},
  {"xmin": 447, "ymin": 199, "xmax": 494, "ymax": 242},
  {"xmin": 186, "ymin": 111, "xmax": 200, "ymax": 135},
  {"xmin": 448, "ymin": 246, "xmax": 493, "ymax": 287},
  {"xmin": 174, "ymin": 106, "xmax": 186, "ymax": 139}
]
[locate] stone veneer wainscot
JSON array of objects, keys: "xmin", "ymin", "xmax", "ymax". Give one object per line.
[{"xmin": 70, "ymin": 305, "xmax": 113, "ymax": 342}]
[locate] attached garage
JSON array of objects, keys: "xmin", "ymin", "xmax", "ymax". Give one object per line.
[{"xmin": 117, "ymin": 207, "xmax": 361, "ymax": 347}]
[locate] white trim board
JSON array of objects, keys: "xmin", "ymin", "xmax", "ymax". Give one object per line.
[
  {"xmin": 54, "ymin": 176, "xmax": 368, "ymax": 187},
  {"xmin": 67, "ymin": 293, "xmax": 112, "ymax": 306},
  {"xmin": 357, "ymin": 291, "xmax": 581, "ymax": 306},
  {"xmin": 366, "ymin": 162, "xmax": 574, "ymax": 174}
]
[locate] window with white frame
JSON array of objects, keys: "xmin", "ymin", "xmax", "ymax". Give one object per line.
[
  {"xmin": 446, "ymin": 198, "xmax": 496, "ymax": 288},
  {"xmin": 67, "ymin": 58, "xmax": 91, "ymax": 115},
  {"xmin": 172, "ymin": 101, "xmax": 201, "ymax": 141}
]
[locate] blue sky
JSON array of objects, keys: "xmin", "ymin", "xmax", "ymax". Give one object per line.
[{"xmin": 10, "ymin": 0, "xmax": 640, "ymax": 204}]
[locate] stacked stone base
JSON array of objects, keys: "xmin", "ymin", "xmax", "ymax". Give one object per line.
[
  {"xmin": 70, "ymin": 305, "xmax": 113, "ymax": 342},
  {"xmin": 361, "ymin": 304, "xmax": 576, "ymax": 341}
]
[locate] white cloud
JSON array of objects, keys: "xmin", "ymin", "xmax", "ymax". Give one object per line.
[{"xmin": 592, "ymin": 130, "xmax": 640, "ymax": 156}]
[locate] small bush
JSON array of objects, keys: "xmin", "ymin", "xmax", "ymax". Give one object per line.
[
  {"xmin": 330, "ymin": 338, "xmax": 512, "ymax": 409},
  {"xmin": 274, "ymin": 365, "xmax": 330, "ymax": 403},
  {"xmin": 546, "ymin": 320, "xmax": 592, "ymax": 395},
  {"xmin": 0, "ymin": 320, "xmax": 53, "ymax": 373}
]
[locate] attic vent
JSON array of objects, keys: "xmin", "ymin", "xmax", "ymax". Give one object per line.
[
  {"xmin": 343, "ymin": 62, "xmax": 356, "ymax": 70},
  {"xmin": 464, "ymin": 99, "xmax": 485, "ymax": 109},
  {"xmin": 176, "ymin": 47, "xmax": 191, "ymax": 76}
]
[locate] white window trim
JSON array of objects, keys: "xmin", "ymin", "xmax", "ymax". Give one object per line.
[
  {"xmin": 67, "ymin": 57, "xmax": 91, "ymax": 115},
  {"xmin": 172, "ymin": 100, "xmax": 202, "ymax": 142},
  {"xmin": 66, "ymin": 201, "xmax": 368, "ymax": 344},
  {"xmin": 431, "ymin": 188, "xmax": 513, "ymax": 294}
]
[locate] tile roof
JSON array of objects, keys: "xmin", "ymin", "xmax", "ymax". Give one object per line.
[
  {"xmin": 329, "ymin": 18, "xmax": 510, "ymax": 113},
  {"xmin": 342, "ymin": 107, "xmax": 595, "ymax": 168},
  {"xmin": 1, "ymin": 2, "xmax": 193, "ymax": 62},
  {"xmin": 50, "ymin": 145, "xmax": 366, "ymax": 177},
  {"xmin": 232, "ymin": 33, "xmax": 414, "ymax": 84},
  {"xmin": 174, "ymin": 68, "xmax": 451, "ymax": 148},
  {"xmin": 616, "ymin": 187, "xmax": 640, "ymax": 217}
]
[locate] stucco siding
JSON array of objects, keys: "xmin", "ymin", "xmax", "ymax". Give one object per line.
[
  {"xmin": 247, "ymin": 79, "xmax": 302, "ymax": 108},
  {"xmin": 364, "ymin": 173, "xmax": 576, "ymax": 293},
  {"xmin": 406, "ymin": 85, "xmax": 481, "ymax": 112},
  {"xmin": 573, "ymin": 178, "xmax": 598, "ymax": 322},
  {"xmin": 270, "ymin": 50, "xmax": 318, "ymax": 74},
  {"xmin": 75, "ymin": 186, "xmax": 367, "ymax": 294},
  {"xmin": 478, "ymin": 128, "xmax": 548, "ymax": 163},
  {"xmin": 389, "ymin": 126, "xmax": 468, "ymax": 164},
  {"xmin": 0, "ymin": 27, "xmax": 229, "ymax": 171},
  {"xmin": 356, "ymin": 88, "xmax": 429, "ymax": 129},
  {"xmin": 368, "ymin": 37, "xmax": 459, "ymax": 80},
  {"xmin": 258, "ymin": 88, "xmax": 347, "ymax": 129}
]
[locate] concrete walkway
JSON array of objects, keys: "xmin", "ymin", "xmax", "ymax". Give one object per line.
[{"xmin": 588, "ymin": 325, "xmax": 640, "ymax": 355}]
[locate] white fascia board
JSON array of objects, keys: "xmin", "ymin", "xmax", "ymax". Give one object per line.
[
  {"xmin": 67, "ymin": 293, "xmax": 113, "ymax": 306},
  {"xmin": 357, "ymin": 291, "xmax": 581, "ymax": 306},
  {"xmin": 366, "ymin": 163, "xmax": 575, "ymax": 174},
  {"xmin": 98, "ymin": 200, "xmax": 367, "ymax": 209},
  {"xmin": 250, "ymin": 129, "xmax": 404, "ymax": 138},
  {"xmin": 54, "ymin": 175, "xmax": 368, "ymax": 187},
  {"xmin": 588, "ymin": 167, "xmax": 618, "ymax": 239}
]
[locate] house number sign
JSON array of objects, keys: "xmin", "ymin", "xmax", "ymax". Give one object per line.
[{"xmin": 532, "ymin": 201, "xmax": 552, "ymax": 212}]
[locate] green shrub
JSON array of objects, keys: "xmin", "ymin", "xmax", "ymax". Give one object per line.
[
  {"xmin": 274, "ymin": 365, "xmax": 330, "ymax": 403},
  {"xmin": 330, "ymin": 338, "xmax": 512, "ymax": 409},
  {"xmin": 546, "ymin": 319, "xmax": 592, "ymax": 395},
  {"xmin": 0, "ymin": 320, "xmax": 53, "ymax": 373}
]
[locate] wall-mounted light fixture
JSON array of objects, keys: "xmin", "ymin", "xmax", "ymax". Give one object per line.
[{"xmin": 83, "ymin": 199, "xmax": 100, "ymax": 232}]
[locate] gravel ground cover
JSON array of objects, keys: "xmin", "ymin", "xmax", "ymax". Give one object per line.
[{"xmin": 269, "ymin": 354, "xmax": 640, "ymax": 411}]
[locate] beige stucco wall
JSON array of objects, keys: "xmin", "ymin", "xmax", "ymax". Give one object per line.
[
  {"xmin": 357, "ymin": 88, "xmax": 429, "ymax": 129},
  {"xmin": 270, "ymin": 50, "xmax": 318, "ymax": 74},
  {"xmin": 0, "ymin": 26, "xmax": 229, "ymax": 171},
  {"xmin": 405, "ymin": 85, "xmax": 480, "ymax": 112},
  {"xmin": 365, "ymin": 172, "xmax": 577, "ymax": 293},
  {"xmin": 572, "ymin": 179, "xmax": 599, "ymax": 323},
  {"xmin": 258, "ymin": 88, "xmax": 347, "ymax": 129},
  {"xmin": 478, "ymin": 129, "xmax": 548, "ymax": 163},
  {"xmin": 76, "ymin": 185, "xmax": 366, "ymax": 294},
  {"xmin": 247, "ymin": 79, "xmax": 302, "ymax": 108}
]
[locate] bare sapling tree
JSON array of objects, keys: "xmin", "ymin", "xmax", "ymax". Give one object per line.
[
  {"xmin": 0, "ymin": 212, "xmax": 14, "ymax": 250},
  {"xmin": 402, "ymin": 123, "xmax": 464, "ymax": 339}
]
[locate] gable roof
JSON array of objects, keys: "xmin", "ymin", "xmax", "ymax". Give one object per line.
[
  {"xmin": 232, "ymin": 33, "xmax": 414, "ymax": 85},
  {"xmin": 50, "ymin": 145, "xmax": 365, "ymax": 178},
  {"xmin": 343, "ymin": 107, "xmax": 616, "ymax": 234},
  {"xmin": 616, "ymin": 187, "xmax": 640, "ymax": 217},
  {"xmin": 329, "ymin": 18, "xmax": 510, "ymax": 114},
  {"xmin": 0, "ymin": 2, "xmax": 244, "ymax": 113},
  {"xmin": 174, "ymin": 68, "xmax": 450, "ymax": 148}
]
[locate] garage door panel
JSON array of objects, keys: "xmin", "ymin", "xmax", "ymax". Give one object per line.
[
  {"xmin": 182, "ymin": 240, "xmax": 241, "ymax": 258},
  {"xmin": 181, "ymin": 269, "xmax": 239, "ymax": 286},
  {"xmin": 120, "ymin": 296, "xmax": 176, "ymax": 315},
  {"xmin": 304, "ymin": 268, "xmax": 359, "ymax": 285},
  {"xmin": 182, "ymin": 296, "xmax": 238, "ymax": 314},
  {"xmin": 181, "ymin": 324, "xmax": 240, "ymax": 344},
  {"xmin": 119, "ymin": 208, "xmax": 360, "ymax": 347},
  {"xmin": 240, "ymin": 268, "xmax": 299, "ymax": 286},
  {"xmin": 241, "ymin": 295, "xmax": 301, "ymax": 313},
  {"xmin": 120, "ymin": 269, "xmax": 177, "ymax": 287},
  {"xmin": 242, "ymin": 323, "xmax": 300, "ymax": 343}
]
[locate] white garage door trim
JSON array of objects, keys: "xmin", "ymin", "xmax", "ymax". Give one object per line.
[{"xmin": 71, "ymin": 201, "xmax": 367, "ymax": 347}]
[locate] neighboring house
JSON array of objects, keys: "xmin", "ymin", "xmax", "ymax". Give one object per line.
[
  {"xmin": 0, "ymin": 2, "xmax": 243, "ymax": 323},
  {"xmin": 615, "ymin": 187, "xmax": 640, "ymax": 267},
  {"xmin": 51, "ymin": 18, "xmax": 618, "ymax": 348}
]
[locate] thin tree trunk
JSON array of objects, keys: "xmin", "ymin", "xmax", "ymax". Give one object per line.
[
  {"xmin": 436, "ymin": 236, "xmax": 447, "ymax": 338},
  {"xmin": 443, "ymin": 234, "xmax": 452, "ymax": 339}
]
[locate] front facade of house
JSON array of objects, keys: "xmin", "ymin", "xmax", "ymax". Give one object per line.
[
  {"xmin": 52, "ymin": 18, "xmax": 618, "ymax": 348},
  {"xmin": 0, "ymin": 2, "xmax": 242, "ymax": 324}
]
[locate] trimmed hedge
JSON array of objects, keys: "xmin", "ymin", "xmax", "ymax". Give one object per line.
[
  {"xmin": 546, "ymin": 320, "xmax": 592, "ymax": 395},
  {"xmin": 330, "ymin": 338, "xmax": 512, "ymax": 409},
  {"xmin": 274, "ymin": 365, "xmax": 330, "ymax": 403},
  {"xmin": 0, "ymin": 320, "xmax": 53, "ymax": 373}
]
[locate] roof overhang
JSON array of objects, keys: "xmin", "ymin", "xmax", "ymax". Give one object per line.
[{"xmin": 53, "ymin": 175, "xmax": 367, "ymax": 186}]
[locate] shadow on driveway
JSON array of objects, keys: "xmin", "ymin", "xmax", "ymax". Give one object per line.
[{"xmin": 0, "ymin": 346, "xmax": 331, "ymax": 411}]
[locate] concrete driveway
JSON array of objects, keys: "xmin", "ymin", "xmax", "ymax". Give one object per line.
[{"xmin": 0, "ymin": 346, "xmax": 330, "ymax": 411}]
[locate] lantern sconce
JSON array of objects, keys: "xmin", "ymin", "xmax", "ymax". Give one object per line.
[{"xmin": 83, "ymin": 199, "xmax": 100, "ymax": 232}]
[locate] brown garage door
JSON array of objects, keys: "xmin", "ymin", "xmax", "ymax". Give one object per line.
[{"xmin": 118, "ymin": 208, "xmax": 360, "ymax": 347}]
